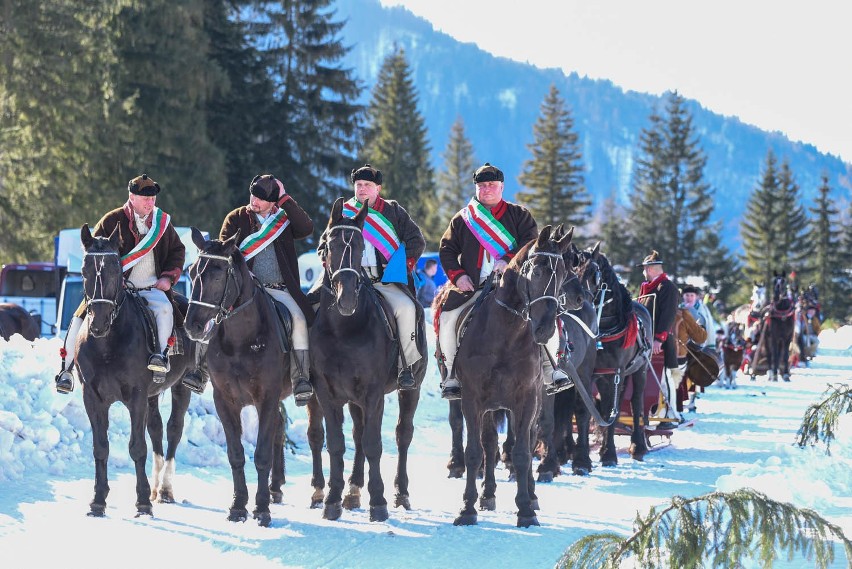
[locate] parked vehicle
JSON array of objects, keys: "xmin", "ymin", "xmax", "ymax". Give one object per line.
[{"xmin": 0, "ymin": 262, "xmax": 60, "ymax": 336}]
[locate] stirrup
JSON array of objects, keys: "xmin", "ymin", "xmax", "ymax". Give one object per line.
[
  {"xmin": 182, "ymin": 369, "xmax": 208, "ymax": 394},
  {"xmin": 441, "ymin": 377, "xmax": 461, "ymax": 400},
  {"xmin": 55, "ymin": 369, "xmax": 75, "ymax": 394},
  {"xmin": 545, "ymin": 376, "xmax": 574, "ymax": 396},
  {"xmin": 293, "ymin": 378, "xmax": 313, "ymax": 407},
  {"xmin": 147, "ymin": 354, "xmax": 170, "ymax": 373},
  {"xmin": 397, "ymin": 368, "xmax": 416, "ymax": 390}
]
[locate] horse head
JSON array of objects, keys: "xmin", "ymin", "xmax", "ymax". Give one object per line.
[
  {"xmin": 322, "ymin": 197, "xmax": 368, "ymax": 316},
  {"xmin": 501, "ymin": 225, "xmax": 574, "ymax": 344},
  {"xmin": 771, "ymin": 271, "xmax": 787, "ymax": 304},
  {"xmin": 80, "ymin": 224, "xmax": 125, "ymax": 338},
  {"xmin": 750, "ymin": 281, "xmax": 766, "ymax": 311},
  {"xmin": 185, "ymin": 227, "xmax": 245, "ymax": 342},
  {"xmin": 551, "ymin": 225, "xmax": 585, "ymax": 310}
]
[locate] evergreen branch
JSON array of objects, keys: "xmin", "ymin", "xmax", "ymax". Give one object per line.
[
  {"xmin": 795, "ymin": 383, "xmax": 852, "ymax": 452},
  {"xmin": 556, "ymin": 489, "xmax": 852, "ymax": 569}
]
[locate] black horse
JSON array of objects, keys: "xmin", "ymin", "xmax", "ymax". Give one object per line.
[
  {"xmin": 309, "ymin": 198, "xmax": 427, "ymax": 522},
  {"xmin": 0, "ymin": 302, "xmax": 40, "ymax": 341},
  {"xmin": 578, "ymin": 244, "xmax": 652, "ymax": 465},
  {"xmin": 75, "ymin": 225, "xmax": 194, "ymax": 517},
  {"xmin": 720, "ymin": 321, "xmax": 746, "ymax": 389},
  {"xmin": 184, "ymin": 227, "xmax": 317, "ymax": 527},
  {"xmin": 764, "ymin": 272, "xmax": 795, "ymax": 381},
  {"xmin": 451, "ymin": 226, "xmax": 574, "ymax": 528}
]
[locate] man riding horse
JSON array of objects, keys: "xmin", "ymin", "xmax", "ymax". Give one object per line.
[
  {"xmin": 55, "ymin": 174, "xmax": 191, "ymax": 392},
  {"xmin": 637, "ymin": 250, "xmax": 681, "ymax": 424},
  {"xmin": 437, "ymin": 162, "xmax": 575, "ymax": 400},
  {"xmin": 317, "ymin": 164, "xmax": 425, "ymax": 389},
  {"xmin": 182, "ymin": 174, "xmax": 315, "ymax": 403}
]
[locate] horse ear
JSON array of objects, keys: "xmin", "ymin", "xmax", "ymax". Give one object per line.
[
  {"xmin": 329, "ymin": 197, "xmax": 344, "ymax": 226},
  {"xmin": 591, "ymin": 241, "xmax": 601, "ymax": 256},
  {"xmin": 355, "ymin": 200, "xmax": 369, "ymax": 228},
  {"xmin": 108, "ymin": 224, "xmax": 121, "ymax": 250},
  {"xmin": 555, "ymin": 226, "xmax": 574, "ymax": 252},
  {"xmin": 537, "ymin": 225, "xmax": 552, "ymax": 245},
  {"xmin": 191, "ymin": 226, "xmax": 207, "ymax": 250},
  {"xmin": 222, "ymin": 228, "xmax": 241, "ymax": 253},
  {"xmin": 552, "ymin": 223, "xmax": 565, "ymax": 240},
  {"xmin": 81, "ymin": 224, "xmax": 94, "ymax": 249}
]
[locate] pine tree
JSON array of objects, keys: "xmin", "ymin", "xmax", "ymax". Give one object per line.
[
  {"xmin": 247, "ymin": 0, "xmax": 364, "ymax": 248},
  {"xmin": 517, "ymin": 85, "xmax": 590, "ymax": 232},
  {"xmin": 694, "ymin": 225, "xmax": 742, "ymax": 311},
  {"xmin": 741, "ymin": 151, "xmax": 783, "ymax": 287},
  {"xmin": 595, "ymin": 197, "xmax": 634, "ymax": 271},
  {"xmin": 806, "ymin": 175, "xmax": 845, "ymax": 320},
  {"xmin": 435, "ymin": 117, "xmax": 477, "ymax": 233},
  {"xmin": 360, "ymin": 47, "xmax": 436, "ymax": 244},
  {"xmin": 627, "ymin": 91, "xmax": 715, "ymax": 282},
  {"xmin": 776, "ymin": 159, "xmax": 811, "ymax": 281}
]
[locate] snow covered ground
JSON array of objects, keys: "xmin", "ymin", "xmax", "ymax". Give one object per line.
[{"xmin": 1, "ymin": 323, "xmax": 850, "ymax": 568}]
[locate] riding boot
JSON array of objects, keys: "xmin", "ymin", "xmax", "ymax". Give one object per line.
[
  {"xmin": 686, "ymin": 391, "xmax": 697, "ymax": 412},
  {"xmin": 148, "ymin": 351, "xmax": 170, "ymax": 384},
  {"xmin": 651, "ymin": 367, "xmax": 683, "ymax": 424},
  {"xmin": 542, "ymin": 348, "xmax": 575, "ymax": 396},
  {"xmin": 55, "ymin": 316, "xmax": 83, "ymax": 394},
  {"xmin": 397, "ymin": 358, "xmax": 416, "ymax": 391},
  {"xmin": 182, "ymin": 342, "xmax": 209, "ymax": 394},
  {"xmin": 291, "ymin": 349, "xmax": 313, "ymax": 407}
]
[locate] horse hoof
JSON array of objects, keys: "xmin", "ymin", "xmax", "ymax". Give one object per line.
[
  {"xmin": 394, "ymin": 494, "xmax": 411, "ymax": 510},
  {"xmin": 342, "ymin": 494, "xmax": 361, "ymax": 510},
  {"xmin": 601, "ymin": 459, "xmax": 618, "ymax": 468},
  {"xmin": 270, "ymin": 490, "xmax": 283, "ymax": 504},
  {"xmin": 310, "ymin": 498, "xmax": 324, "ymax": 509},
  {"xmin": 783, "ymin": 375, "xmax": 791, "ymax": 382},
  {"xmin": 517, "ymin": 514, "xmax": 540, "ymax": 528},
  {"xmin": 572, "ymin": 466, "xmax": 590, "ymax": 476},
  {"xmin": 158, "ymin": 490, "xmax": 175, "ymax": 504},
  {"xmin": 253, "ymin": 510, "xmax": 271, "ymax": 527},
  {"xmin": 530, "ymin": 499, "xmax": 539, "ymax": 511},
  {"xmin": 323, "ymin": 502, "xmax": 343, "ymax": 521},
  {"xmin": 370, "ymin": 505, "xmax": 389, "ymax": 522},
  {"xmin": 447, "ymin": 467, "xmax": 464, "ymax": 479},
  {"xmin": 227, "ymin": 508, "xmax": 248, "ymax": 522},
  {"xmin": 87, "ymin": 503, "xmax": 106, "ymax": 517},
  {"xmin": 479, "ymin": 496, "xmax": 496, "ymax": 511},
  {"xmin": 453, "ymin": 512, "xmax": 478, "ymax": 526},
  {"xmin": 537, "ymin": 471, "xmax": 554, "ymax": 483},
  {"xmin": 506, "ymin": 472, "xmax": 516, "ymax": 482},
  {"xmin": 135, "ymin": 508, "xmax": 153, "ymax": 518}
]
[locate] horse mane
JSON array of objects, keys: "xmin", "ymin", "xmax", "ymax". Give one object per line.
[{"xmin": 592, "ymin": 250, "xmax": 633, "ymax": 320}]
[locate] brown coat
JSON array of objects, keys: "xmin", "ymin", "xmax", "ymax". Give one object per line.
[
  {"xmin": 220, "ymin": 195, "xmax": 315, "ymax": 325},
  {"xmin": 438, "ymin": 199, "xmax": 538, "ymax": 312},
  {"xmin": 674, "ymin": 308, "xmax": 708, "ymax": 358}
]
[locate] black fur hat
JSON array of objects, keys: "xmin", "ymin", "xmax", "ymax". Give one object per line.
[
  {"xmin": 250, "ymin": 174, "xmax": 282, "ymax": 202},
  {"xmin": 127, "ymin": 174, "xmax": 160, "ymax": 196},
  {"xmin": 350, "ymin": 164, "xmax": 383, "ymax": 185},
  {"xmin": 473, "ymin": 162, "xmax": 504, "ymax": 183}
]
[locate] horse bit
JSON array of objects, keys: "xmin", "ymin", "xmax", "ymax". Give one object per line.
[
  {"xmin": 83, "ymin": 251, "xmax": 125, "ymax": 327},
  {"xmin": 323, "ymin": 224, "xmax": 364, "ymax": 295},
  {"xmin": 497, "ymin": 251, "xmax": 567, "ymax": 321},
  {"xmin": 189, "ymin": 252, "xmax": 241, "ymax": 324}
]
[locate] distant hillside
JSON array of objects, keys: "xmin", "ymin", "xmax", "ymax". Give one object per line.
[{"xmin": 335, "ymin": 0, "xmax": 851, "ymax": 252}]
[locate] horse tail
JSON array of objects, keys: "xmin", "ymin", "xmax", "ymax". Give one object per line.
[
  {"xmin": 492, "ymin": 409, "xmax": 508, "ymax": 434},
  {"xmin": 431, "ymin": 283, "xmax": 453, "ymax": 335}
]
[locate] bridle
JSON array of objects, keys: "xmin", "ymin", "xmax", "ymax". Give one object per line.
[
  {"xmin": 82, "ymin": 250, "xmax": 126, "ymax": 331},
  {"xmin": 323, "ymin": 223, "xmax": 364, "ymax": 296},
  {"xmin": 496, "ymin": 250, "xmax": 567, "ymax": 321},
  {"xmin": 188, "ymin": 251, "xmax": 247, "ymax": 325}
]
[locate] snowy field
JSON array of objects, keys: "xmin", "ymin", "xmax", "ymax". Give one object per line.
[{"xmin": 1, "ymin": 323, "xmax": 851, "ymax": 568}]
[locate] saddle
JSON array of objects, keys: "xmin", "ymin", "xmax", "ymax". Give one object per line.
[
  {"xmin": 130, "ymin": 289, "xmax": 185, "ymax": 357},
  {"xmin": 433, "ymin": 277, "xmax": 495, "ymax": 379},
  {"xmin": 365, "ymin": 279, "xmax": 427, "ymax": 361},
  {"xmin": 258, "ymin": 286, "xmax": 293, "ymax": 354}
]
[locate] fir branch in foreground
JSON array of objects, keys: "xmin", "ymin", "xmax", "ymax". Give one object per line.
[
  {"xmin": 556, "ymin": 489, "xmax": 852, "ymax": 569},
  {"xmin": 795, "ymin": 383, "xmax": 852, "ymax": 452}
]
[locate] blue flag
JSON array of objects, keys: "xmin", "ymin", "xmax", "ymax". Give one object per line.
[{"xmin": 381, "ymin": 246, "xmax": 409, "ymax": 285}]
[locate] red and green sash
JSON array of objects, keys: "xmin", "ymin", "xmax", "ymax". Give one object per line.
[
  {"xmin": 343, "ymin": 198, "xmax": 400, "ymax": 261},
  {"xmin": 460, "ymin": 198, "xmax": 516, "ymax": 259},
  {"xmin": 121, "ymin": 207, "xmax": 171, "ymax": 270},
  {"xmin": 239, "ymin": 208, "xmax": 290, "ymax": 260}
]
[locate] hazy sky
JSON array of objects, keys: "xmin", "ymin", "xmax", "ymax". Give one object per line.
[{"xmin": 380, "ymin": 0, "xmax": 851, "ymax": 165}]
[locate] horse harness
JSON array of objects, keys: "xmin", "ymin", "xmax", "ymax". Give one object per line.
[
  {"xmin": 189, "ymin": 251, "xmax": 258, "ymax": 325},
  {"xmin": 494, "ymin": 250, "xmax": 572, "ymax": 321}
]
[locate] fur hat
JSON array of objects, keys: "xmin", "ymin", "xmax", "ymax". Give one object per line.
[
  {"xmin": 680, "ymin": 284, "xmax": 701, "ymax": 295},
  {"xmin": 127, "ymin": 174, "xmax": 160, "ymax": 196},
  {"xmin": 250, "ymin": 174, "xmax": 283, "ymax": 202},
  {"xmin": 473, "ymin": 162, "xmax": 504, "ymax": 183},
  {"xmin": 637, "ymin": 250, "xmax": 664, "ymax": 267},
  {"xmin": 350, "ymin": 164, "xmax": 383, "ymax": 185}
]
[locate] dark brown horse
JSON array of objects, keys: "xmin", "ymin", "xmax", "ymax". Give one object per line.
[
  {"xmin": 720, "ymin": 321, "xmax": 746, "ymax": 389},
  {"xmin": 184, "ymin": 227, "xmax": 318, "ymax": 526},
  {"xmin": 0, "ymin": 302, "xmax": 40, "ymax": 341},
  {"xmin": 452, "ymin": 226, "xmax": 574, "ymax": 528},
  {"xmin": 309, "ymin": 198, "xmax": 427, "ymax": 522},
  {"xmin": 74, "ymin": 225, "xmax": 194, "ymax": 517},
  {"xmin": 764, "ymin": 272, "xmax": 796, "ymax": 381},
  {"xmin": 578, "ymin": 244, "xmax": 652, "ymax": 465}
]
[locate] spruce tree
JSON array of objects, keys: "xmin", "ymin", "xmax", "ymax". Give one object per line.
[
  {"xmin": 839, "ymin": 202, "xmax": 852, "ymax": 321},
  {"xmin": 627, "ymin": 91, "xmax": 714, "ymax": 282},
  {"xmin": 741, "ymin": 151, "xmax": 783, "ymax": 287},
  {"xmin": 517, "ymin": 84, "xmax": 590, "ymax": 231},
  {"xmin": 595, "ymin": 196, "xmax": 634, "ymax": 271},
  {"xmin": 776, "ymin": 159, "xmax": 811, "ymax": 283},
  {"xmin": 247, "ymin": 0, "xmax": 364, "ymax": 248},
  {"xmin": 435, "ymin": 117, "xmax": 477, "ymax": 234},
  {"xmin": 806, "ymin": 175, "xmax": 845, "ymax": 320},
  {"xmin": 360, "ymin": 47, "xmax": 436, "ymax": 244}
]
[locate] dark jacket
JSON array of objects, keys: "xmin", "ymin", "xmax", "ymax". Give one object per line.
[
  {"xmin": 318, "ymin": 196, "xmax": 425, "ymax": 293},
  {"xmin": 220, "ymin": 195, "xmax": 315, "ymax": 325},
  {"xmin": 639, "ymin": 273, "xmax": 679, "ymax": 342},
  {"xmin": 438, "ymin": 199, "xmax": 538, "ymax": 312}
]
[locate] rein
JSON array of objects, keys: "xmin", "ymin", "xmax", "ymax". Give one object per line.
[
  {"xmin": 83, "ymin": 251, "xmax": 126, "ymax": 329},
  {"xmin": 189, "ymin": 252, "xmax": 254, "ymax": 325},
  {"xmin": 495, "ymin": 250, "xmax": 566, "ymax": 321},
  {"xmin": 321, "ymin": 223, "xmax": 365, "ymax": 301}
]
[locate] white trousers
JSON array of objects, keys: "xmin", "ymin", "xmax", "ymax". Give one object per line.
[
  {"xmin": 265, "ymin": 287, "xmax": 309, "ymax": 350},
  {"xmin": 373, "ymin": 282, "xmax": 421, "ymax": 367}
]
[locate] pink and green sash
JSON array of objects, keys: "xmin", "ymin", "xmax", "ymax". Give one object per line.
[
  {"xmin": 460, "ymin": 198, "xmax": 516, "ymax": 259},
  {"xmin": 121, "ymin": 207, "xmax": 171, "ymax": 270},
  {"xmin": 343, "ymin": 198, "xmax": 400, "ymax": 261},
  {"xmin": 239, "ymin": 208, "xmax": 291, "ymax": 260}
]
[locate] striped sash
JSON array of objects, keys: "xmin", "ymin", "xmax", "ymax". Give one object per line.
[
  {"xmin": 121, "ymin": 208, "xmax": 171, "ymax": 270},
  {"xmin": 460, "ymin": 198, "xmax": 516, "ymax": 259},
  {"xmin": 239, "ymin": 208, "xmax": 291, "ymax": 260},
  {"xmin": 343, "ymin": 198, "xmax": 400, "ymax": 261}
]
